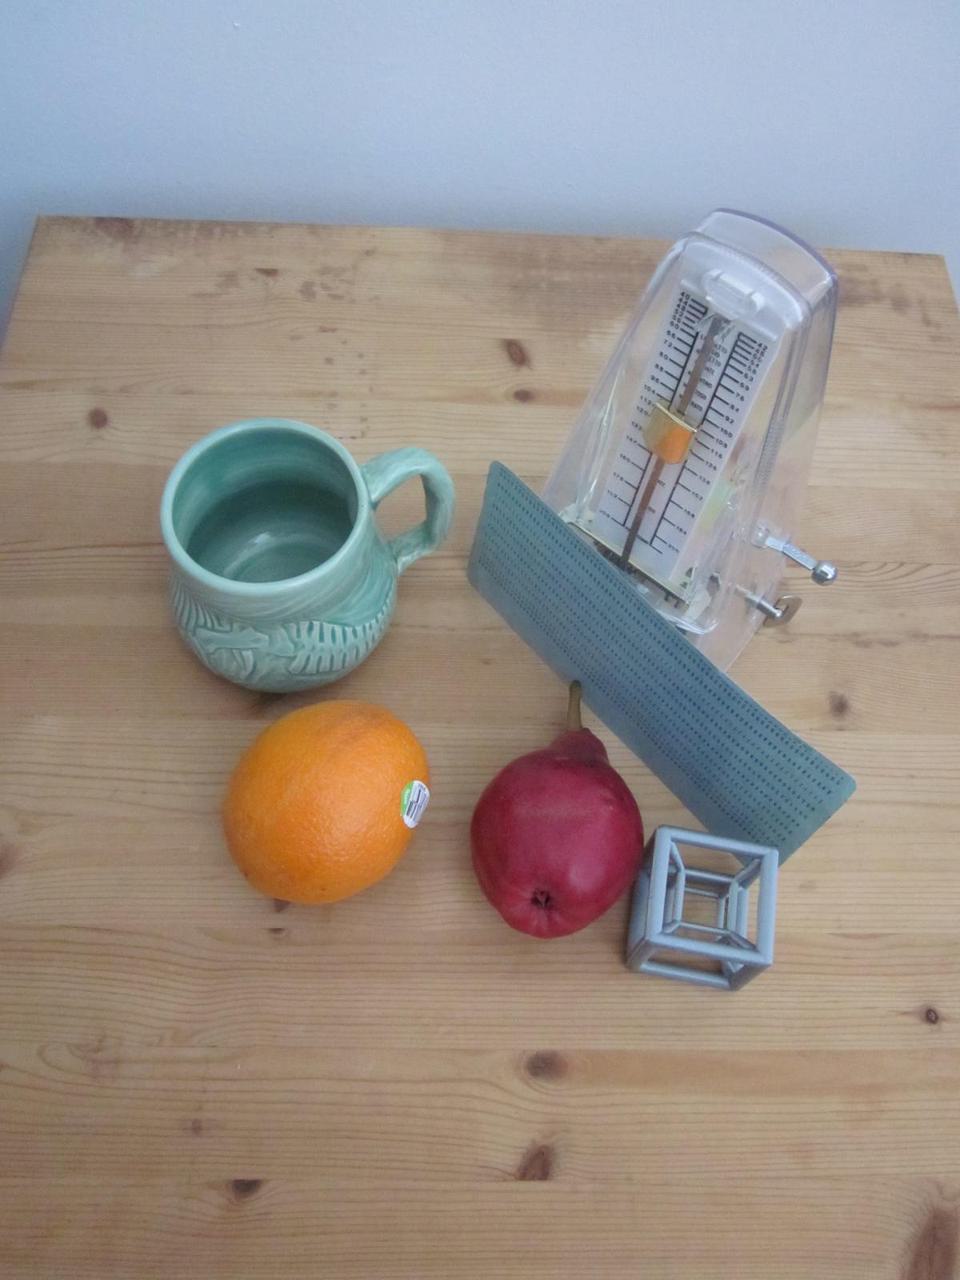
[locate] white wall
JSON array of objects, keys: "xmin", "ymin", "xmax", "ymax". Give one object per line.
[{"xmin": 2, "ymin": 0, "xmax": 958, "ymax": 332}]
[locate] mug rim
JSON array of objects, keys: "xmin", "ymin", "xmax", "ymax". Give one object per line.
[{"xmin": 160, "ymin": 417, "xmax": 371, "ymax": 597}]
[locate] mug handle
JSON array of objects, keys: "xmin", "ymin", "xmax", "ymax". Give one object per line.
[{"xmin": 360, "ymin": 448, "xmax": 455, "ymax": 575}]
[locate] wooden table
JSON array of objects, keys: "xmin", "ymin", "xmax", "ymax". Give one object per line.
[{"xmin": 1, "ymin": 217, "xmax": 959, "ymax": 1279}]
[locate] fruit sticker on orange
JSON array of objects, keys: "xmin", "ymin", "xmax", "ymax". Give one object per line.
[{"xmin": 401, "ymin": 781, "xmax": 430, "ymax": 829}]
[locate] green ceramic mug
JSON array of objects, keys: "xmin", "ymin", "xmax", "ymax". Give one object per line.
[{"xmin": 160, "ymin": 418, "xmax": 455, "ymax": 691}]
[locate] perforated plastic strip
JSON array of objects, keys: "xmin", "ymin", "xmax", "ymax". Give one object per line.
[{"xmin": 468, "ymin": 463, "xmax": 855, "ymax": 859}]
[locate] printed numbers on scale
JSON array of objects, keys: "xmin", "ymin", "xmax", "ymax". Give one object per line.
[{"xmin": 586, "ymin": 286, "xmax": 776, "ymax": 596}]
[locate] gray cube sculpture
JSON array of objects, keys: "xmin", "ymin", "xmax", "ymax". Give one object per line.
[{"xmin": 626, "ymin": 826, "xmax": 779, "ymax": 990}]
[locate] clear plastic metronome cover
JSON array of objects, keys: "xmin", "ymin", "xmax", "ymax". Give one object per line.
[{"xmin": 543, "ymin": 209, "xmax": 837, "ymax": 670}]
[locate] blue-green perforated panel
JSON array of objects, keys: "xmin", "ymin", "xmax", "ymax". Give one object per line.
[{"xmin": 468, "ymin": 463, "xmax": 855, "ymax": 858}]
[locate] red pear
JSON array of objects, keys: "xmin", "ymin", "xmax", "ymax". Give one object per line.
[{"xmin": 471, "ymin": 684, "xmax": 644, "ymax": 937}]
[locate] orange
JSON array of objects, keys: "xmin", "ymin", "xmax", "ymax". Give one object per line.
[{"xmin": 223, "ymin": 701, "xmax": 430, "ymax": 904}]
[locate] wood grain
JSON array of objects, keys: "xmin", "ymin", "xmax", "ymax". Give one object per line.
[{"xmin": 1, "ymin": 216, "xmax": 959, "ymax": 1278}]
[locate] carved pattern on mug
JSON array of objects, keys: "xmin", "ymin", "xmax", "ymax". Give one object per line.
[{"xmin": 171, "ymin": 578, "xmax": 395, "ymax": 688}]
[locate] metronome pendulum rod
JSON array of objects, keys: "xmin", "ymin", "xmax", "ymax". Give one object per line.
[{"xmin": 618, "ymin": 314, "xmax": 726, "ymax": 570}]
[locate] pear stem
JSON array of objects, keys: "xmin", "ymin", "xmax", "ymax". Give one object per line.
[{"xmin": 566, "ymin": 680, "xmax": 583, "ymax": 732}]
